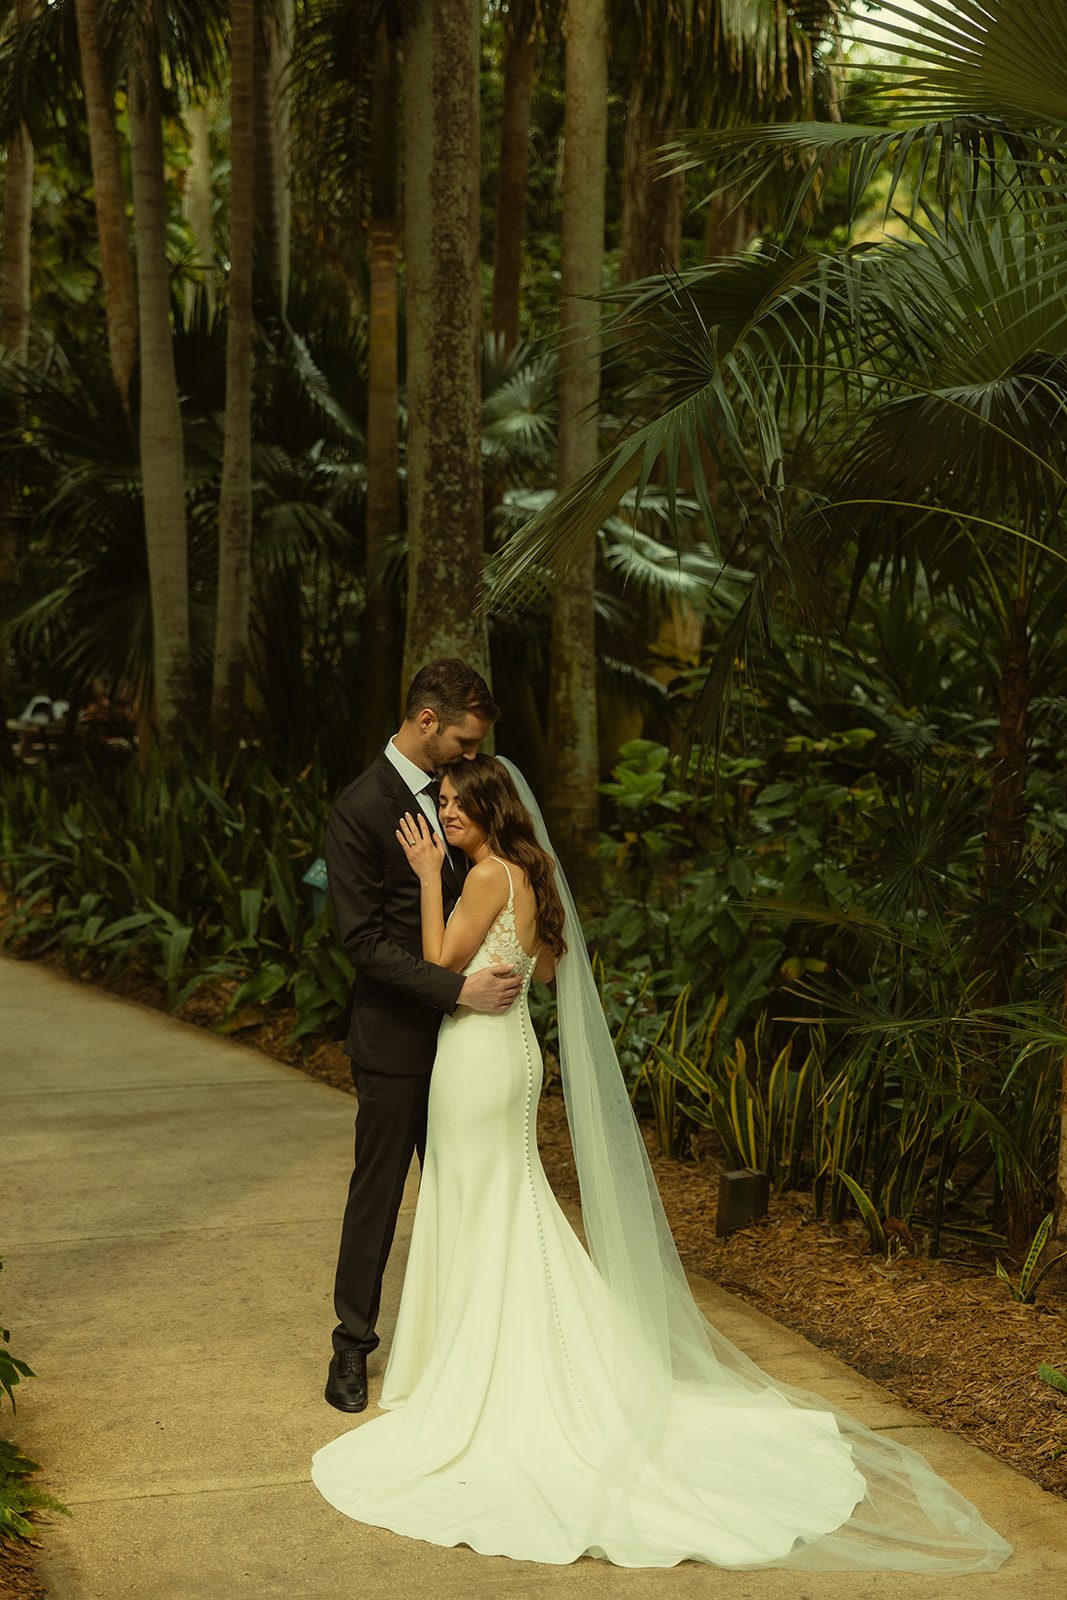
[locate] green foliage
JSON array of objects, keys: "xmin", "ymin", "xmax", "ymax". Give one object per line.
[
  {"xmin": 1, "ymin": 1258, "xmax": 69, "ymax": 1540},
  {"xmin": 0, "ymin": 1333, "xmax": 33, "ymax": 1416},
  {"xmin": 589, "ymin": 614, "xmax": 1067, "ymax": 1245},
  {"xmin": 0, "ymin": 749, "xmax": 352, "ymax": 1046},
  {"xmin": 0, "ymin": 1438, "xmax": 70, "ymax": 1541},
  {"xmin": 996, "ymin": 1215, "xmax": 1067, "ymax": 1305}
]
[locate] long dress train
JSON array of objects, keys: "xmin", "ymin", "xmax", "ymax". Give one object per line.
[{"xmin": 313, "ymin": 858, "xmax": 1010, "ymax": 1570}]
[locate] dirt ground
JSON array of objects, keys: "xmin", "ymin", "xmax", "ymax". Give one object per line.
[{"xmin": 3, "ymin": 965, "xmax": 1066, "ymax": 1598}]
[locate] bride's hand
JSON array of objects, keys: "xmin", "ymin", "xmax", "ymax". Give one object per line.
[{"xmin": 396, "ymin": 811, "xmax": 445, "ymax": 880}]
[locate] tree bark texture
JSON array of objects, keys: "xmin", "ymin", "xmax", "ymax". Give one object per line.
[
  {"xmin": 1057, "ymin": 967, "xmax": 1067, "ymax": 1246},
  {"xmin": 402, "ymin": 0, "xmax": 488, "ymax": 687},
  {"xmin": 211, "ymin": 0, "xmax": 256, "ymax": 759},
  {"xmin": 362, "ymin": 14, "xmax": 404, "ymax": 765},
  {"xmin": 0, "ymin": 0, "xmax": 35, "ymax": 730},
  {"xmin": 618, "ymin": 74, "xmax": 683, "ymax": 287},
  {"xmin": 129, "ymin": 37, "xmax": 194, "ymax": 759},
  {"xmin": 253, "ymin": 0, "xmax": 292, "ymax": 303},
  {"xmin": 0, "ymin": 5, "xmax": 34, "ymax": 362},
  {"xmin": 545, "ymin": 0, "xmax": 608, "ymax": 874},
  {"xmin": 975, "ymin": 595, "xmax": 1031, "ymax": 1011},
  {"xmin": 490, "ymin": 30, "xmax": 536, "ymax": 355},
  {"xmin": 74, "ymin": 0, "xmax": 138, "ymax": 407},
  {"xmin": 704, "ymin": 187, "xmax": 753, "ymax": 260},
  {"xmin": 183, "ymin": 102, "xmax": 216, "ymax": 320}
]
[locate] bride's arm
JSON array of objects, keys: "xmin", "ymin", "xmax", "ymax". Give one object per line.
[{"xmin": 533, "ymin": 947, "xmax": 556, "ymax": 983}]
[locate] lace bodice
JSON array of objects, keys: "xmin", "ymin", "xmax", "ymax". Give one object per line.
[{"xmin": 462, "ymin": 858, "xmax": 539, "ymax": 990}]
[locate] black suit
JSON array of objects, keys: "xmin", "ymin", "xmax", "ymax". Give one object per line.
[{"xmin": 325, "ymin": 751, "xmax": 467, "ymax": 1354}]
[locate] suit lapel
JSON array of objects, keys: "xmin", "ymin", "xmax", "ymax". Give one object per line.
[{"xmin": 374, "ymin": 755, "xmax": 467, "ymax": 902}]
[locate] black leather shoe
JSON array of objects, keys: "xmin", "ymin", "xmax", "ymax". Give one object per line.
[{"xmin": 325, "ymin": 1348, "xmax": 368, "ymax": 1413}]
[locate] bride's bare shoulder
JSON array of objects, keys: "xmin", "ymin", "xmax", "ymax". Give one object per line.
[{"xmin": 462, "ymin": 856, "xmax": 512, "ymax": 903}]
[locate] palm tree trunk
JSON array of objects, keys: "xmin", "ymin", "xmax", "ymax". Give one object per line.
[
  {"xmin": 253, "ymin": 0, "xmax": 292, "ymax": 304},
  {"xmin": 1056, "ymin": 969, "xmax": 1067, "ymax": 1247},
  {"xmin": 211, "ymin": 0, "xmax": 256, "ymax": 759},
  {"xmin": 0, "ymin": 0, "xmax": 36, "ymax": 746},
  {"xmin": 0, "ymin": 10, "xmax": 33, "ymax": 362},
  {"xmin": 704, "ymin": 186, "xmax": 752, "ymax": 259},
  {"xmin": 545, "ymin": 0, "xmax": 608, "ymax": 879},
  {"xmin": 490, "ymin": 28, "xmax": 536, "ymax": 356},
  {"xmin": 183, "ymin": 101, "xmax": 216, "ymax": 321},
  {"xmin": 74, "ymin": 0, "xmax": 138, "ymax": 409},
  {"xmin": 619, "ymin": 75, "xmax": 683, "ymax": 286},
  {"xmin": 975, "ymin": 595, "xmax": 1030, "ymax": 1011},
  {"xmin": 402, "ymin": 0, "xmax": 488, "ymax": 685},
  {"xmin": 129, "ymin": 33, "xmax": 194, "ymax": 761},
  {"xmin": 361, "ymin": 11, "xmax": 403, "ymax": 765}
]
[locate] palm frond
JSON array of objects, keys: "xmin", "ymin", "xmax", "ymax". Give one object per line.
[{"xmin": 664, "ymin": 0, "xmax": 1067, "ymax": 227}]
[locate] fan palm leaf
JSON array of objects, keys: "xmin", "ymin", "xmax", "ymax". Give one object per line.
[{"xmin": 664, "ymin": 0, "xmax": 1067, "ymax": 229}]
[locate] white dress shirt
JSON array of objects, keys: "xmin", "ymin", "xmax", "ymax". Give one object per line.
[{"xmin": 384, "ymin": 738, "xmax": 453, "ymax": 863}]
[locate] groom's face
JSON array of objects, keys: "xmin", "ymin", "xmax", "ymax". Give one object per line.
[{"xmin": 422, "ymin": 711, "xmax": 491, "ymax": 769}]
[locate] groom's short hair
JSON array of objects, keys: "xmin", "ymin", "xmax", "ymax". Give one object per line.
[{"xmin": 405, "ymin": 658, "xmax": 500, "ymax": 729}]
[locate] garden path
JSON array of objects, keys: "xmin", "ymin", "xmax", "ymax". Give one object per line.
[{"xmin": 3, "ymin": 955, "xmax": 1066, "ymax": 1600}]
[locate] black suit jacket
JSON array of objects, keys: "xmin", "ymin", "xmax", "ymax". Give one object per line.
[{"xmin": 326, "ymin": 751, "xmax": 466, "ymax": 1074}]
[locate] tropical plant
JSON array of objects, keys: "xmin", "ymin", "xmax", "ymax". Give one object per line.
[
  {"xmin": 0, "ymin": 748, "xmax": 352, "ymax": 1043},
  {"xmin": 996, "ymin": 1213, "xmax": 1067, "ymax": 1304},
  {"xmin": 1, "ymin": 1255, "xmax": 69, "ymax": 1539}
]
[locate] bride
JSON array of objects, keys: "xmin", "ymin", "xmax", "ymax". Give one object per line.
[{"xmin": 312, "ymin": 755, "xmax": 1010, "ymax": 1573}]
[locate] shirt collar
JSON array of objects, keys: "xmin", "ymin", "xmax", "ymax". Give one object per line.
[{"xmin": 385, "ymin": 736, "xmax": 436, "ymax": 796}]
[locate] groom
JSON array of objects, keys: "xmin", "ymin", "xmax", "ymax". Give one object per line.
[{"xmin": 323, "ymin": 658, "xmax": 521, "ymax": 1412}]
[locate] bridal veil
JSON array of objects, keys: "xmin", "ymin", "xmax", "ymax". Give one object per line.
[{"xmin": 499, "ymin": 757, "xmax": 1010, "ymax": 1573}]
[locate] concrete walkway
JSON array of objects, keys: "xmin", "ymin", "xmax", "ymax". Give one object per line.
[{"xmin": 3, "ymin": 955, "xmax": 1066, "ymax": 1600}]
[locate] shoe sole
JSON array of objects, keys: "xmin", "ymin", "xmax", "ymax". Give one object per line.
[{"xmin": 324, "ymin": 1385, "xmax": 368, "ymax": 1414}]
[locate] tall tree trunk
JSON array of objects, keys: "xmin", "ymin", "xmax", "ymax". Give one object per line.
[
  {"xmin": 361, "ymin": 12, "xmax": 403, "ymax": 765},
  {"xmin": 74, "ymin": 0, "xmax": 138, "ymax": 409},
  {"xmin": 1, "ymin": 7, "xmax": 34, "ymax": 363},
  {"xmin": 619, "ymin": 76, "xmax": 683, "ymax": 287},
  {"xmin": 211, "ymin": 0, "xmax": 256, "ymax": 759},
  {"xmin": 253, "ymin": 0, "xmax": 292, "ymax": 303},
  {"xmin": 0, "ymin": 0, "xmax": 36, "ymax": 744},
  {"xmin": 129, "ymin": 35, "xmax": 193, "ymax": 762},
  {"xmin": 243, "ymin": 0, "xmax": 293, "ymax": 744},
  {"xmin": 183, "ymin": 101, "xmax": 216, "ymax": 321},
  {"xmin": 545, "ymin": 0, "xmax": 608, "ymax": 877},
  {"xmin": 704, "ymin": 185, "xmax": 752, "ymax": 260},
  {"xmin": 975, "ymin": 596, "xmax": 1031, "ymax": 1013},
  {"xmin": 1056, "ymin": 968, "xmax": 1067, "ymax": 1247},
  {"xmin": 490, "ymin": 29, "xmax": 536, "ymax": 356},
  {"xmin": 402, "ymin": 0, "xmax": 487, "ymax": 685}
]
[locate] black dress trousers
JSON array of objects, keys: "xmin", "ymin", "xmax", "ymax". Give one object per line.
[{"xmin": 332, "ymin": 1062, "xmax": 432, "ymax": 1355}]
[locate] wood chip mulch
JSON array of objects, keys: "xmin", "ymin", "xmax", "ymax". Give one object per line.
[
  {"xmin": 0, "ymin": 1536, "xmax": 46, "ymax": 1600},
  {"xmin": 3, "ymin": 955, "xmax": 1066, "ymax": 1600}
]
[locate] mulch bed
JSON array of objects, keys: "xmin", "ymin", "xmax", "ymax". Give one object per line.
[
  {"xmin": 3, "ymin": 957, "xmax": 1066, "ymax": 1595},
  {"xmin": 0, "ymin": 1537, "xmax": 46, "ymax": 1600}
]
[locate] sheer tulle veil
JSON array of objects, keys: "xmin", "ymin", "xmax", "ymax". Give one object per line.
[{"xmin": 498, "ymin": 757, "xmax": 1010, "ymax": 1574}]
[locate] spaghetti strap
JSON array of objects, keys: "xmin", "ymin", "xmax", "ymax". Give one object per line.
[{"xmin": 490, "ymin": 856, "xmax": 515, "ymax": 901}]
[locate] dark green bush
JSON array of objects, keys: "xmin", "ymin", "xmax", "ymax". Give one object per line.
[{"xmin": 0, "ymin": 748, "xmax": 352, "ymax": 1044}]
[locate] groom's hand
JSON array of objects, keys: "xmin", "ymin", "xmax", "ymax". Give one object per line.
[{"xmin": 458, "ymin": 963, "xmax": 521, "ymax": 1013}]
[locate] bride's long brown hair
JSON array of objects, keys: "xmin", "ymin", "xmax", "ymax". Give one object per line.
[{"xmin": 441, "ymin": 755, "xmax": 567, "ymax": 958}]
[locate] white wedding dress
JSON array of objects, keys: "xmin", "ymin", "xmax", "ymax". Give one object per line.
[{"xmin": 313, "ymin": 863, "xmax": 879, "ymax": 1567}]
